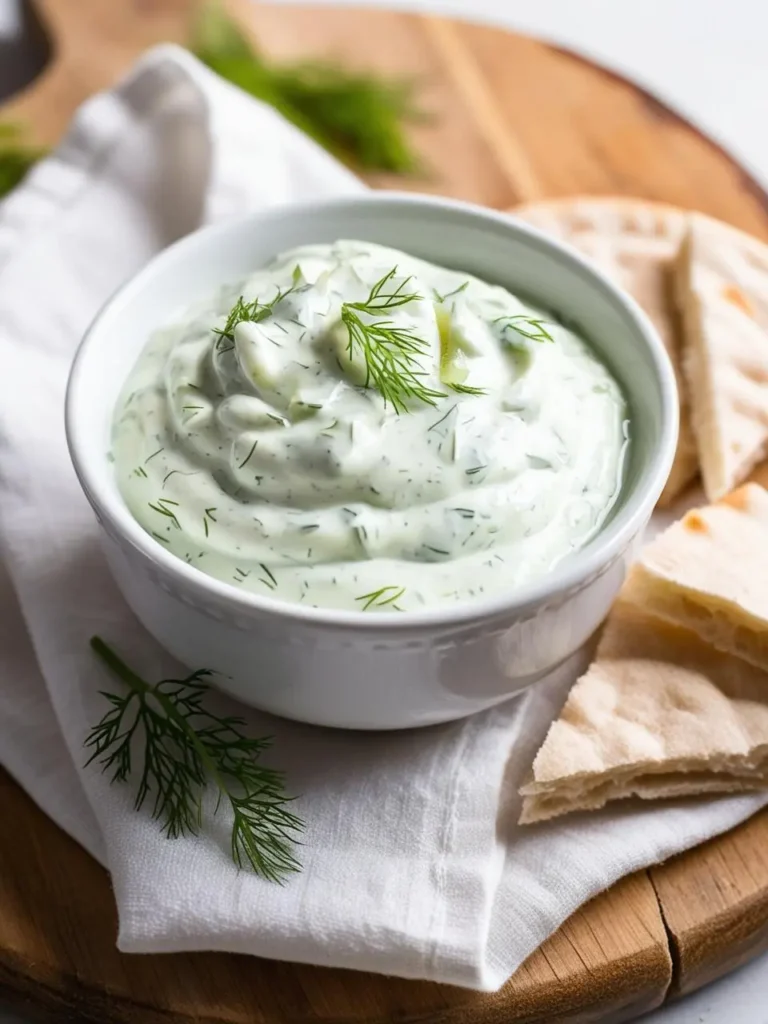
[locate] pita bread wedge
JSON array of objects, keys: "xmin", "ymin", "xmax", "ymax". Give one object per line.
[
  {"xmin": 513, "ymin": 197, "xmax": 697, "ymax": 504},
  {"xmin": 676, "ymin": 214, "xmax": 768, "ymax": 501},
  {"xmin": 630, "ymin": 483, "xmax": 768, "ymax": 671},
  {"xmin": 519, "ymin": 596, "xmax": 768, "ymax": 825}
]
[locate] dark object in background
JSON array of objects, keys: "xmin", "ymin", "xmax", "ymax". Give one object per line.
[
  {"xmin": 0, "ymin": 0, "xmax": 427, "ymax": 201},
  {"xmin": 0, "ymin": 0, "xmax": 50, "ymax": 102}
]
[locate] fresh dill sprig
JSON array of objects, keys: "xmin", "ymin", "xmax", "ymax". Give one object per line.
[
  {"xmin": 355, "ymin": 585, "xmax": 406, "ymax": 611},
  {"xmin": 341, "ymin": 267, "xmax": 446, "ymax": 413},
  {"xmin": 192, "ymin": 3, "xmax": 426, "ymax": 174},
  {"xmin": 494, "ymin": 315, "xmax": 554, "ymax": 344},
  {"xmin": 215, "ymin": 266, "xmax": 302, "ymax": 343},
  {"xmin": 350, "ymin": 266, "xmax": 422, "ymax": 311},
  {"xmin": 0, "ymin": 124, "xmax": 45, "ymax": 199},
  {"xmin": 84, "ymin": 637, "xmax": 303, "ymax": 882}
]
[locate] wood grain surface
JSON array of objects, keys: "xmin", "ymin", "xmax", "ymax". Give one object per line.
[
  {"xmin": 0, "ymin": 770, "xmax": 672, "ymax": 1024},
  {"xmin": 1, "ymin": 2, "xmax": 768, "ymax": 1022}
]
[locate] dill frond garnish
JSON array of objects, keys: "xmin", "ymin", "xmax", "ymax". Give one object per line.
[
  {"xmin": 355, "ymin": 585, "xmax": 406, "ymax": 611},
  {"xmin": 341, "ymin": 267, "xmax": 446, "ymax": 413},
  {"xmin": 237, "ymin": 439, "xmax": 259, "ymax": 469},
  {"xmin": 85, "ymin": 637, "xmax": 303, "ymax": 881},
  {"xmin": 494, "ymin": 314, "xmax": 554, "ymax": 344},
  {"xmin": 215, "ymin": 266, "xmax": 302, "ymax": 344},
  {"xmin": 192, "ymin": 3, "xmax": 426, "ymax": 174}
]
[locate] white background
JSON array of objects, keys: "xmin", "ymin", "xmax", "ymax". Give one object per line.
[{"xmin": 1, "ymin": 0, "xmax": 768, "ymax": 1020}]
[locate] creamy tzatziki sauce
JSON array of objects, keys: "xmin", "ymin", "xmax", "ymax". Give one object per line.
[{"xmin": 112, "ymin": 240, "xmax": 629, "ymax": 611}]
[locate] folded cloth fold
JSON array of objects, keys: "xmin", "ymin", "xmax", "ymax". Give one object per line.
[{"xmin": 0, "ymin": 45, "xmax": 765, "ymax": 991}]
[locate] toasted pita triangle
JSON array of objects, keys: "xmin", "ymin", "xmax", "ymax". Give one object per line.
[
  {"xmin": 519, "ymin": 595, "xmax": 768, "ymax": 825},
  {"xmin": 513, "ymin": 197, "xmax": 697, "ymax": 503},
  {"xmin": 676, "ymin": 214, "xmax": 768, "ymax": 501},
  {"xmin": 630, "ymin": 483, "xmax": 768, "ymax": 671}
]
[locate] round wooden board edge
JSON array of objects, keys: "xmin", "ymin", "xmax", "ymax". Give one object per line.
[{"xmin": 1, "ymin": 1, "xmax": 768, "ymax": 1021}]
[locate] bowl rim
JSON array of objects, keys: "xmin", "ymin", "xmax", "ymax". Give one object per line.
[{"xmin": 66, "ymin": 190, "xmax": 679, "ymax": 631}]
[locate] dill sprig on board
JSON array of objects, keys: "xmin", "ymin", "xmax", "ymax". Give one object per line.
[
  {"xmin": 193, "ymin": 2, "xmax": 426, "ymax": 173},
  {"xmin": 342, "ymin": 266, "xmax": 447, "ymax": 413},
  {"xmin": 84, "ymin": 637, "xmax": 303, "ymax": 882},
  {"xmin": 0, "ymin": 124, "xmax": 45, "ymax": 199}
]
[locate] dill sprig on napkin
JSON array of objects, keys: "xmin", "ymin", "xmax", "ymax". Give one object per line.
[
  {"xmin": 85, "ymin": 636, "xmax": 304, "ymax": 882},
  {"xmin": 192, "ymin": 2, "xmax": 426, "ymax": 173}
]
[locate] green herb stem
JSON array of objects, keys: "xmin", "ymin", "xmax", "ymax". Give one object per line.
[
  {"xmin": 85, "ymin": 637, "xmax": 303, "ymax": 882},
  {"xmin": 341, "ymin": 266, "xmax": 446, "ymax": 413}
]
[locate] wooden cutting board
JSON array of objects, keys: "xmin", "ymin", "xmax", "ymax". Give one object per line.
[{"xmin": 3, "ymin": 2, "xmax": 768, "ymax": 1022}]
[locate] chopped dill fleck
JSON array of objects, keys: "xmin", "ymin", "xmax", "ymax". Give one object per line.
[
  {"xmin": 145, "ymin": 447, "xmax": 165, "ymax": 463},
  {"xmin": 151, "ymin": 531, "xmax": 170, "ymax": 544},
  {"xmin": 162, "ymin": 469, "xmax": 197, "ymax": 488},
  {"xmin": 202, "ymin": 507, "xmax": 217, "ymax": 538},
  {"xmin": 259, "ymin": 563, "xmax": 277, "ymax": 588},
  {"xmin": 427, "ymin": 403, "xmax": 457, "ymax": 433},
  {"xmin": 133, "ymin": 466, "xmax": 148, "ymax": 479},
  {"xmin": 238, "ymin": 439, "xmax": 258, "ymax": 469},
  {"xmin": 465, "ymin": 465, "xmax": 487, "ymax": 476},
  {"xmin": 355, "ymin": 585, "xmax": 406, "ymax": 611}
]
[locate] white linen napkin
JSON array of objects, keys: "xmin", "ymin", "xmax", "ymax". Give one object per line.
[{"xmin": 1, "ymin": 45, "xmax": 766, "ymax": 992}]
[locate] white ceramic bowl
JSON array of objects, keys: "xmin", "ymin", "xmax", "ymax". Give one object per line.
[{"xmin": 66, "ymin": 193, "xmax": 677, "ymax": 730}]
